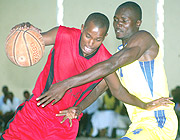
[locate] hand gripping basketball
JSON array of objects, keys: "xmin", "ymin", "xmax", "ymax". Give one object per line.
[{"xmin": 5, "ymin": 25, "xmax": 45, "ymax": 67}]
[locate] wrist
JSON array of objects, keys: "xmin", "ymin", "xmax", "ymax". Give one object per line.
[
  {"xmin": 143, "ymin": 102, "xmax": 150, "ymax": 110},
  {"xmin": 77, "ymin": 105, "xmax": 83, "ymax": 113},
  {"xmin": 64, "ymin": 77, "xmax": 75, "ymax": 89},
  {"xmin": 61, "ymin": 78, "xmax": 72, "ymax": 90},
  {"xmin": 75, "ymin": 105, "xmax": 83, "ymax": 117}
]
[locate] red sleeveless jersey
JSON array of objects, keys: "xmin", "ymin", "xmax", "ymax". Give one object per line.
[{"xmin": 1, "ymin": 26, "xmax": 112, "ymax": 140}]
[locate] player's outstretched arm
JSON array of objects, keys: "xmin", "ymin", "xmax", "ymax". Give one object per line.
[
  {"xmin": 56, "ymin": 72, "xmax": 173, "ymax": 127},
  {"xmin": 36, "ymin": 37, "xmax": 144, "ymax": 106},
  {"xmin": 63, "ymin": 31, "xmax": 154, "ymax": 88},
  {"xmin": 36, "ymin": 31, "xmax": 157, "ymax": 106}
]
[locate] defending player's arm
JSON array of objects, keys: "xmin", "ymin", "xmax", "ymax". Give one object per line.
[
  {"xmin": 57, "ymin": 72, "xmax": 174, "ymax": 126},
  {"xmin": 57, "ymin": 79, "xmax": 108, "ymax": 127},
  {"xmin": 104, "ymin": 73, "xmax": 173, "ymax": 110},
  {"xmin": 36, "ymin": 31, "xmax": 158, "ymax": 106},
  {"xmin": 75, "ymin": 79, "xmax": 108, "ymax": 113},
  {"xmin": 63, "ymin": 31, "xmax": 155, "ymax": 88},
  {"xmin": 81, "ymin": 72, "xmax": 174, "ymax": 111}
]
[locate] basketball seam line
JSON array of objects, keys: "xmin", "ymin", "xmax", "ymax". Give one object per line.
[
  {"xmin": 23, "ymin": 30, "xmax": 32, "ymax": 66},
  {"xmin": 25, "ymin": 29, "xmax": 44, "ymax": 65},
  {"xmin": 13, "ymin": 29, "xmax": 22, "ymax": 66}
]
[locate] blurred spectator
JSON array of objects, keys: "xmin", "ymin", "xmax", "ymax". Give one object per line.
[
  {"xmin": 101, "ymin": 89, "xmax": 119, "ymax": 111},
  {"xmin": 1, "ymin": 92, "xmax": 12, "ymax": 115},
  {"xmin": 8, "ymin": 92, "xmax": 21, "ymax": 112},
  {"xmin": 0, "ymin": 86, "xmax": 9, "ymax": 111},
  {"xmin": 90, "ymin": 89, "xmax": 131, "ymax": 138},
  {"xmin": 115, "ymin": 102, "xmax": 131, "ymax": 138},
  {"xmin": 1, "ymin": 92, "xmax": 14, "ymax": 129},
  {"xmin": 23, "ymin": 90, "xmax": 31, "ymax": 102},
  {"xmin": 91, "ymin": 89, "xmax": 119, "ymax": 138},
  {"xmin": 78, "ymin": 97, "xmax": 102, "ymax": 137}
]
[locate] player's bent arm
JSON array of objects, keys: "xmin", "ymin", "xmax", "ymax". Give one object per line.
[
  {"xmin": 104, "ymin": 72, "xmax": 146, "ymax": 109},
  {"xmin": 57, "ymin": 72, "xmax": 173, "ymax": 121},
  {"xmin": 56, "ymin": 80, "xmax": 108, "ymax": 121},
  {"xmin": 11, "ymin": 22, "xmax": 59, "ymax": 46},
  {"xmin": 41, "ymin": 27, "xmax": 59, "ymax": 46},
  {"xmin": 104, "ymin": 72, "xmax": 174, "ymax": 110},
  {"xmin": 65, "ymin": 31, "xmax": 154, "ymax": 90},
  {"xmin": 76, "ymin": 79, "xmax": 108, "ymax": 113}
]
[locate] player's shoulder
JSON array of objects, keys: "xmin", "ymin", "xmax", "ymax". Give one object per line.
[
  {"xmin": 57, "ymin": 26, "xmax": 81, "ymax": 39},
  {"xmin": 134, "ymin": 30, "xmax": 155, "ymax": 40},
  {"xmin": 133, "ymin": 30, "xmax": 152, "ymax": 37},
  {"xmin": 59, "ymin": 26, "xmax": 80, "ymax": 33},
  {"xmin": 129, "ymin": 30, "xmax": 156, "ymax": 45}
]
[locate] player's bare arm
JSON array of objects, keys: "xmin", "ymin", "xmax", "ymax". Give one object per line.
[
  {"xmin": 56, "ymin": 79, "xmax": 108, "ymax": 126},
  {"xmin": 11, "ymin": 22, "xmax": 58, "ymax": 46},
  {"xmin": 36, "ymin": 31, "xmax": 159, "ymax": 106},
  {"xmin": 56, "ymin": 72, "xmax": 173, "ymax": 127},
  {"xmin": 41, "ymin": 27, "xmax": 58, "ymax": 46},
  {"xmin": 66, "ymin": 31, "xmax": 159, "ymax": 87},
  {"xmin": 104, "ymin": 72, "xmax": 173, "ymax": 110}
]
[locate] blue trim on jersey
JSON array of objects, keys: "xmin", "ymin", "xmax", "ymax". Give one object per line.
[
  {"xmin": 154, "ymin": 110, "xmax": 166, "ymax": 128},
  {"xmin": 120, "ymin": 137, "xmax": 132, "ymax": 140},
  {"xmin": 132, "ymin": 128, "xmax": 143, "ymax": 134},
  {"xmin": 117, "ymin": 44, "xmax": 123, "ymax": 50},
  {"xmin": 117, "ymin": 44, "xmax": 124, "ymax": 78},
  {"xmin": 117, "ymin": 67, "xmax": 123, "ymax": 78},
  {"xmin": 139, "ymin": 60, "xmax": 154, "ymax": 97}
]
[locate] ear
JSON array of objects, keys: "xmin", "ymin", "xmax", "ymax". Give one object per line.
[
  {"xmin": 136, "ymin": 20, "xmax": 142, "ymax": 28},
  {"xmin": 81, "ymin": 24, "xmax": 84, "ymax": 32}
]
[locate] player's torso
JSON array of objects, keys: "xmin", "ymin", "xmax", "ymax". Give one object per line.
[
  {"xmin": 116, "ymin": 44, "xmax": 173, "ymax": 120},
  {"xmin": 33, "ymin": 26, "xmax": 111, "ymax": 111},
  {"xmin": 116, "ymin": 44, "xmax": 169, "ymax": 101}
]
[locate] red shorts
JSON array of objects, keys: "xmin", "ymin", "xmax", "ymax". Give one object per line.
[{"xmin": 1, "ymin": 95, "xmax": 81, "ymax": 140}]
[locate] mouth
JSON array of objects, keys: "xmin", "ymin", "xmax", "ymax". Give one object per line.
[{"xmin": 84, "ymin": 46, "xmax": 92, "ymax": 53}]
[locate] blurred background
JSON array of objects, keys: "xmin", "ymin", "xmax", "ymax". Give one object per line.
[{"xmin": 0, "ymin": 0, "xmax": 180, "ymax": 139}]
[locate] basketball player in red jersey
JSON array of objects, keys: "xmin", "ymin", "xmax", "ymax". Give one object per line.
[
  {"xmin": 1, "ymin": 12, "xmax": 172, "ymax": 140},
  {"xmin": 1, "ymin": 12, "xmax": 112, "ymax": 140}
]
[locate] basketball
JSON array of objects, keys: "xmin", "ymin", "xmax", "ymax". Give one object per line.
[{"xmin": 5, "ymin": 27, "xmax": 45, "ymax": 67}]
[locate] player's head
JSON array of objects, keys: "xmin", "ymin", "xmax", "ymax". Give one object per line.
[
  {"xmin": 80, "ymin": 12, "xmax": 109, "ymax": 57},
  {"xmin": 113, "ymin": 1, "xmax": 142, "ymax": 40}
]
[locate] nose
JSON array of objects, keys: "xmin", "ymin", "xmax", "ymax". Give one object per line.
[
  {"xmin": 114, "ymin": 19, "xmax": 122, "ymax": 28},
  {"xmin": 117, "ymin": 21, "xmax": 122, "ymax": 27},
  {"xmin": 89, "ymin": 39, "xmax": 94, "ymax": 47}
]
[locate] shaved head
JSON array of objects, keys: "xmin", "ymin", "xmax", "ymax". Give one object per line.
[
  {"xmin": 84, "ymin": 12, "xmax": 110, "ymax": 34},
  {"xmin": 116, "ymin": 1, "xmax": 142, "ymax": 21}
]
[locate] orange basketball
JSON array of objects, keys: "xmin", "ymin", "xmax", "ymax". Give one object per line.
[{"xmin": 5, "ymin": 27, "xmax": 45, "ymax": 67}]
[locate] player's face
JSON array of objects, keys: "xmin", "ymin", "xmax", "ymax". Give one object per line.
[
  {"xmin": 80, "ymin": 22, "xmax": 107, "ymax": 57},
  {"xmin": 113, "ymin": 7, "xmax": 141, "ymax": 42}
]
